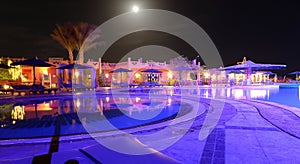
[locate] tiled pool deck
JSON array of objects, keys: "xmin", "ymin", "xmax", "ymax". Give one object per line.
[{"xmin": 1, "ymin": 88, "xmax": 300, "ymax": 163}]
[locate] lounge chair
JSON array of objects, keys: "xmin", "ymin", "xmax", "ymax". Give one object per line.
[
  {"xmin": 12, "ymin": 85, "xmax": 32, "ymax": 95},
  {"xmin": 11, "ymin": 84, "xmax": 57, "ymax": 95}
]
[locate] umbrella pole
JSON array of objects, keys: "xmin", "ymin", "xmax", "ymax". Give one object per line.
[
  {"xmin": 33, "ymin": 65, "xmax": 36, "ymax": 85},
  {"xmin": 35, "ymin": 103, "xmax": 38, "ymax": 118}
]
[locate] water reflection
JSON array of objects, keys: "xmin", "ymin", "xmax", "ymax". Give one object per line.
[
  {"xmin": 0, "ymin": 87, "xmax": 283, "ymax": 130},
  {"xmin": 0, "ymin": 95, "xmax": 177, "ymax": 128},
  {"xmin": 11, "ymin": 106, "xmax": 25, "ymax": 120},
  {"xmin": 147, "ymin": 87, "xmax": 277, "ymax": 100}
]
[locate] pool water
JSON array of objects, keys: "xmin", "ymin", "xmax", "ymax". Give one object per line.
[
  {"xmin": 1, "ymin": 86, "xmax": 298, "ymax": 140},
  {"xmin": 0, "ymin": 95, "xmax": 189, "ymax": 139},
  {"xmin": 255, "ymin": 87, "xmax": 300, "ymax": 108},
  {"xmin": 181, "ymin": 86, "xmax": 300, "ymax": 108}
]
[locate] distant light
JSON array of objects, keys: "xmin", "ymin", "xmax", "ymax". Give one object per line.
[
  {"xmin": 132, "ymin": 5, "xmax": 139, "ymax": 13},
  {"xmin": 135, "ymin": 73, "xmax": 140, "ymax": 78},
  {"xmin": 167, "ymin": 72, "xmax": 173, "ymax": 79},
  {"xmin": 135, "ymin": 97, "xmax": 140, "ymax": 103},
  {"xmin": 75, "ymin": 71, "xmax": 79, "ymax": 77}
]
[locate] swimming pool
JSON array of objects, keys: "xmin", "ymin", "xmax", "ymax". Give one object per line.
[
  {"xmin": 181, "ymin": 86, "xmax": 300, "ymax": 108},
  {"xmin": 254, "ymin": 87, "xmax": 300, "ymax": 108},
  {"xmin": 0, "ymin": 94, "xmax": 191, "ymax": 139},
  {"xmin": 1, "ymin": 86, "xmax": 298, "ymax": 140}
]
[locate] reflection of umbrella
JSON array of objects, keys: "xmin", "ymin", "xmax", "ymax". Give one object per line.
[
  {"xmin": 110, "ymin": 68, "xmax": 132, "ymax": 83},
  {"xmin": 11, "ymin": 57, "xmax": 54, "ymax": 85},
  {"xmin": 289, "ymin": 71, "xmax": 300, "ymax": 81}
]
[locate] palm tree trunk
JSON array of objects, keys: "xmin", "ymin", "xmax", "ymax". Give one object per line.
[
  {"xmin": 78, "ymin": 50, "xmax": 84, "ymax": 64},
  {"xmin": 68, "ymin": 50, "xmax": 74, "ymax": 64}
]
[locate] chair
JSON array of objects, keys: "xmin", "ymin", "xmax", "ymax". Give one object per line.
[{"xmin": 12, "ymin": 85, "xmax": 31, "ymax": 95}]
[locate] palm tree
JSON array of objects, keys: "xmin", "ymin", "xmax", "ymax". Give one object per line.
[
  {"xmin": 51, "ymin": 22, "xmax": 76, "ymax": 64},
  {"xmin": 73, "ymin": 22, "xmax": 98, "ymax": 64},
  {"xmin": 51, "ymin": 22, "xmax": 99, "ymax": 64}
]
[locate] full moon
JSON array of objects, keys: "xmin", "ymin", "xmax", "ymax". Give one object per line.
[{"xmin": 132, "ymin": 5, "xmax": 139, "ymax": 13}]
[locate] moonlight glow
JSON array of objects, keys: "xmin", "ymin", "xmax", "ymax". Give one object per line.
[{"xmin": 132, "ymin": 5, "xmax": 139, "ymax": 13}]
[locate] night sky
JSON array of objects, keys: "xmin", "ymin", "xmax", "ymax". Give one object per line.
[{"xmin": 1, "ymin": 0, "xmax": 299, "ymax": 74}]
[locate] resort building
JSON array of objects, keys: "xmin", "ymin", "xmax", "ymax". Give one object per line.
[{"xmin": 0, "ymin": 56, "xmax": 287, "ymax": 89}]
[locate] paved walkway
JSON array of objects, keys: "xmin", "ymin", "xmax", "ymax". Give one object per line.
[{"xmin": 1, "ymin": 95, "xmax": 300, "ymax": 163}]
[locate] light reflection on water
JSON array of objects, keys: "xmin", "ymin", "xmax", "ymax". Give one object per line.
[
  {"xmin": 1, "ymin": 86, "xmax": 300, "ymax": 130},
  {"xmin": 149, "ymin": 87, "xmax": 300, "ymax": 108},
  {"xmin": 0, "ymin": 95, "xmax": 179, "ymax": 128},
  {"xmin": 1, "ymin": 87, "xmax": 294, "ymax": 120},
  {"xmin": 148, "ymin": 87, "xmax": 275, "ymax": 100},
  {"xmin": 159, "ymin": 87, "xmax": 300, "ymax": 108}
]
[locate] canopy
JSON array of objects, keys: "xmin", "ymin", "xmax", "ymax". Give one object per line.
[
  {"xmin": 11, "ymin": 58, "xmax": 54, "ymax": 67},
  {"xmin": 289, "ymin": 71, "xmax": 300, "ymax": 81},
  {"xmin": 221, "ymin": 60, "xmax": 286, "ymax": 71},
  {"xmin": 0, "ymin": 64, "xmax": 14, "ymax": 69},
  {"xmin": 11, "ymin": 57, "xmax": 54, "ymax": 85},
  {"xmin": 57, "ymin": 63, "xmax": 93, "ymax": 69},
  {"xmin": 289, "ymin": 71, "xmax": 300, "ymax": 75},
  {"xmin": 141, "ymin": 69, "xmax": 162, "ymax": 73},
  {"xmin": 109, "ymin": 68, "xmax": 132, "ymax": 73},
  {"xmin": 220, "ymin": 59, "xmax": 286, "ymax": 85}
]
